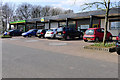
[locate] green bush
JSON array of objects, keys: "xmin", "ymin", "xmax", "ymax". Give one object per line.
[
  {"xmin": 91, "ymin": 42, "xmax": 115, "ymax": 48},
  {"xmin": 1, "ymin": 35, "xmax": 12, "ymax": 38}
]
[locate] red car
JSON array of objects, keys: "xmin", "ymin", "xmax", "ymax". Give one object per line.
[{"xmin": 83, "ymin": 28, "xmax": 112, "ymax": 42}]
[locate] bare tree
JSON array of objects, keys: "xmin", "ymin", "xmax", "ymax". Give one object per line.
[
  {"xmin": 50, "ymin": 8, "xmax": 63, "ymax": 16},
  {"xmin": 2, "ymin": 3, "xmax": 14, "ymax": 31},
  {"xmin": 41, "ymin": 6, "xmax": 51, "ymax": 16},
  {"xmin": 64, "ymin": 9, "xmax": 74, "ymax": 14},
  {"xmin": 15, "ymin": 3, "xmax": 32, "ymax": 20},
  {"xmin": 80, "ymin": 0, "xmax": 119, "ymax": 45},
  {"xmin": 31, "ymin": 5, "xmax": 42, "ymax": 18}
]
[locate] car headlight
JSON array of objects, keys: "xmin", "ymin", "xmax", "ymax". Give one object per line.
[{"xmin": 22, "ymin": 33, "xmax": 26, "ymax": 36}]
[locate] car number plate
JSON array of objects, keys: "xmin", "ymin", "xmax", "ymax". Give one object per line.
[
  {"xmin": 37, "ymin": 34, "xmax": 40, "ymax": 36},
  {"xmin": 87, "ymin": 38, "xmax": 91, "ymax": 40},
  {"xmin": 58, "ymin": 33, "xmax": 61, "ymax": 35}
]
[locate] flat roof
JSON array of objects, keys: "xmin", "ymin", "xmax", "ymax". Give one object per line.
[{"xmin": 10, "ymin": 8, "xmax": 120, "ymax": 24}]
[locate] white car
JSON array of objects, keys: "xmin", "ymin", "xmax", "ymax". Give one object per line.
[{"xmin": 45, "ymin": 28, "xmax": 57, "ymax": 39}]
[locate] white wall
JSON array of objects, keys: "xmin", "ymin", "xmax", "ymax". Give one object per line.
[
  {"xmin": 50, "ymin": 22, "xmax": 58, "ymax": 29},
  {"xmin": 45, "ymin": 23, "xmax": 49, "ymax": 29},
  {"xmin": 101, "ymin": 19, "xmax": 119, "ymax": 36},
  {"xmin": 45, "ymin": 22, "xmax": 58, "ymax": 29}
]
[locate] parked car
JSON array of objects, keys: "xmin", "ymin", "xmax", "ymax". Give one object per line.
[
  {"xmin": 7, "ymin": 29, "xmax": 23, "ymax": 36},
  {"xmin": 83, "ymin": 28, "xmax": 112, "ymax": 42},
  {"xmin": 22, "ymin": 29, "xmax": 38, "ymax": 37},
  {"xmin": 36, "ymin": 29, "xmax": 48, "ymax": 38},
  {"xmin": 56, "ymin": 27, "xmax": 83, "ymax": 40},
  {"xmin": 116, "ymin": 33, "xmax": 120, "ymax": 55},
  {"xmin": 45, "ymin": 28, "xmax": 57, "ymax": 39}
]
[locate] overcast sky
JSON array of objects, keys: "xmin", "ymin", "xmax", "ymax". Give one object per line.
[{"xmin": 2, "ymin": 0, "xmax": 120, "ymax": 13}]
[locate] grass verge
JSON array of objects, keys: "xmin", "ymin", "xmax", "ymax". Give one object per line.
[{"xmin": 90, "ymin": 42, "xmax": 115, "ymax": 48}]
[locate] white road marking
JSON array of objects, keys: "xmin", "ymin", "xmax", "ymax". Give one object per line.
[
  {"xmin": 49, "ymin": 43, "xmax": 67, "ymax": 46},
  {"xmin": 25, "ymin": 40, "xmax": 39, "ymax": 42}
]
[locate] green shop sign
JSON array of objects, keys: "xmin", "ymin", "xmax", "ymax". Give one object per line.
[{"xmin": 10, "ymin": 20, "xmax": 26, "ymax": 24}]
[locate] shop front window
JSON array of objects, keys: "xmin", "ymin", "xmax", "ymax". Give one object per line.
[{"xmin": 110, "ymin": 21, "xmax": 120, "ymax": 30}]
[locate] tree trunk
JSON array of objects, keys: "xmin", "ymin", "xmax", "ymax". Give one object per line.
[{"xmin": 103, "ymin": 0, "xmax": 110, "ymax": 45}]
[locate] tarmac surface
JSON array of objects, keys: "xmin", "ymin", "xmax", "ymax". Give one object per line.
[{"xmin": 2, "ymin": 37, "xmax": 118, "ymax": 78}]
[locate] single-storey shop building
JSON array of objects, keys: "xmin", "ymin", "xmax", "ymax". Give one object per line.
[{"xmin": 9, "ymin": 8, "xmax": 120, "ymax": 36}]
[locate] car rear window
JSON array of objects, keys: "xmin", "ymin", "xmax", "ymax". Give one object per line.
[
  {"xmin": 85, "ymin": 29, "xmax": 94, "ymax": 35},
  {"xmin": 48, "ymin": 29, "xmax": 53, "ymax": 31},
  {"xmin": 37, "ymin": 30, "xmax": 42, "ymax": 33},
  {"xmin": 57, "ymin": 28, "xmax": 63, "ymax": 31}
]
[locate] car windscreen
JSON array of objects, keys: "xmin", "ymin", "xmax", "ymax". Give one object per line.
[
  {"xmin": 57, "ymin": 28, "xmax": 63, "ymax": 32},
  {"xmin": 28, "ymin": 29, "xmax": 34, "ymax": 32},
  {"xmin": 85, "ymin": 29, "xmax": 94, "ymax": 35},
  {"xmin": 8, "ymin": 30, "xmax": 13, "ymax": 32}
]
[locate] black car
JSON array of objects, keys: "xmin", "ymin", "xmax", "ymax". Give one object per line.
[
  {"xmin": 36, "ymin": 29, "xmax": 48, "ymax": 38},
  {"xmin": 116, "ymin": 33, "xmax": 120, "ymax": 55},
  {"xmin": 56, "ymin": 27, "xmax": 83, "ymax": 40},
  {"xmin": 8, "ymin": 29, "xmax": 23, "ymax": 36}
]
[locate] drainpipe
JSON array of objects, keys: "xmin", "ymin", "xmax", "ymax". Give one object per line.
[
  {"xmin": 76, "ymin": 20, "xmax": 78, "ymax": 30},
  {"xmin": 99, "ymin": 19, "xmax": 101, "ymax": 28},
  {"xmin": 90, "ymin": 15, "xmax": 93, "ymax": 28},
  {"xmin": 58, "ymin": 22, "xmax": 60, "ymax": 28},
  {"xmin": 35, "ymin": 21, "xmax": 37, "ymax": 29},
  {"xmin": 16, "ymin": 23, "xmax": 18, "ymax": 29},
  {"xmin": 48, "ymin": 20, "xmax": 51, "ymax": 29},
  {"xmin": 9, "ymin": 23, "xmax": 11, "ymax": 30},
  {"xmin": 66, "ymin": 18, "xmax": 68, "ymax": 27},
  {"xmin": 25, "ymin": 22, "xmax": 27, "ymax": 32}
]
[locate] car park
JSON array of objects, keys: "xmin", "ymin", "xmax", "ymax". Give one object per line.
[
  {"xmin": 83, "ymin": 28, "xmax": 112, "ymax": 42},
  {"xmin": 7, "ymin": 29, "xmax": 23, "ymax": 36},
  {"xmin": 36, "ymin": 29, "xmax": 48, "ymax": 38},
  {"xmin": 56, "ymin": 27, "xmax": 83, "ymax": 40},
  {"xmin": 45, "ymin": 28, "xmax": 57, "ymax": 39},
  {"xmin": 116, "ymin": 33, "xmax": 120, "ymax": 55},
  {"xmin": 22, "ymin": 29, "xmax": 38, "ymax": 37}
]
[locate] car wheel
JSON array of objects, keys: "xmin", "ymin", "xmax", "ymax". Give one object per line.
[
  {"xmin": 95, "ymin": 37, "xmax": 99, "ymax": 42},
  {"xmin": 28, "ymin": 34, "xmax": 32, "ymax": 37},
  {"xmin": 23, "ymin": 35, "xmax": 26, "ymax": 37},
  {"xmin": 109, "ymin": 36, "xmax": 112, "ymax": 41},
  {"xmin": 53, "ymin": 35, "xmax": 56, "ymax": 39},
  {"xmin": 84, "ymin": 40, "xmax": 88, "ymax": 42},
  {"xmin": 117, "ymin": 51, "xmax": 120, "ymax": 55},
  {"xmin": 47, "ymin": 37, "xmax": 51, "ymax": 39},
  {"xmin": 38, "ymin": 36, "xmax": 41, "ymax": 38},
  {"xmin": 66, "ymin": 35, "xmax": 70, "ymax": 40},
  {"xmin": 58, "ymin": 38, "xmax": 62, "ymax": 40}
]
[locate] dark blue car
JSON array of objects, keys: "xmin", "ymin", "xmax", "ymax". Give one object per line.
[{"xmin": 22, "ymin": 29, "xmax": 38, "ymax": 37}]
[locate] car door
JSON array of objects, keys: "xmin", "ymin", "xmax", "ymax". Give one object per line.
[
  {"xmin": 101, "ymin": 28, "xmax": 104, "ymax": 40},
  {"xmin": 96, "ymin": 29, "xmax": 103, "ymax": 40},
  {"xmin": 98, "ymin": 28, "xmax": 104, "ymax": 40},
  {"xmin": 32, "ymin": 30, "xmax": 36, "ymax": 35}
]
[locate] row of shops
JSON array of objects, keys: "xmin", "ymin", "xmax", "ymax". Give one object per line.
[{"xmin": 9, "ymin": 8, "xmax": 120, "ymax": 36}]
